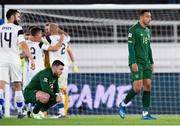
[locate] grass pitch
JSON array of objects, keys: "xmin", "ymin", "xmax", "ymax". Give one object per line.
[{"xmin": 0, "ymin": 115, "xmax": 180, "ymax": 126}]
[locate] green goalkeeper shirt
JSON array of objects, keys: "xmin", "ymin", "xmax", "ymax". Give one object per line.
[
  {"xmin": 25, "ymin": 67, "xmax": 59, "ymax": 98},
  {"xmin": 128, "ymin": 22, "xmax": 154, "ymax": 65}
]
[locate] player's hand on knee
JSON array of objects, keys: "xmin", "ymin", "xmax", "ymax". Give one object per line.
[{"xmin": 132, "ymin": 63, "xmax": 138, "ymax": 72}]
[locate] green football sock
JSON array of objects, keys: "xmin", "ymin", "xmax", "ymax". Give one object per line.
[
  {"xmin": 124, "ymin": 89, "xmax": 137, "ymax": 104},
  {"xmin": 142, "ymin": 91, "xmax": 150, "ymax": 111}
]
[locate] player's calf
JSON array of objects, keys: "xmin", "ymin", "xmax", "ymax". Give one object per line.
[
  {"xmin": 15, "ymin": 90, "xmax": 25, "ymax": 119},
  {"xmin": 56, "ymin": 92, "xmax": 65, "ymax": 117},
  {"xmin": 0, "ymin": 89, "xmax": 4, "ymax": 118}
]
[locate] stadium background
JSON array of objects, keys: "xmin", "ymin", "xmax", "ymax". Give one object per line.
[{"xmin": 0, "ymin": 2, "xmax": 180, "ymax": 118}]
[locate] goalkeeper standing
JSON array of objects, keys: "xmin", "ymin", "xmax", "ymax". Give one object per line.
[{"xmin": 119, "ymin": 10, "xmax": 156, "ymax": 120}]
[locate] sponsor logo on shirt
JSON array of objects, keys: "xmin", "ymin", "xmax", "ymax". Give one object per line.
[
  {"xmin": 128, "ymin": 33, "xmax": 132, "ymax": 38},
  {"xmin": 135, "ymin": 74, "xmax": 139, "ymax": 79},
  {"xmin": 43, "ymin": 78, "xmax": 48, "ymax": 82},
  {"xmin": 50, "ymin": 84, "xmax": 54, "ymax": 90}
]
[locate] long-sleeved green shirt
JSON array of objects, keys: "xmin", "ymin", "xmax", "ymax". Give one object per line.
[
  {"xmin": 128, "ymin": 22, "xmax": 154, "ymax": 65},
  {"xmin": 25, "ymin": 67, "xmax": 59, "ymax": 99}
]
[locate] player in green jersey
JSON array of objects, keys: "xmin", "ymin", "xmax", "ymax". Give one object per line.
[
  {"xmin": 24, "ymin": 60, "xmax": 64, "ymax": 119},
  {"xmin": 119, "ymin": 10, "xmax": 156, "ymax": 120}
]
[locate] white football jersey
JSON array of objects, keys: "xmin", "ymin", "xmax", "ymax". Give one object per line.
[
  {"xmin": 26, "ymin": 40, "xmax": 50, "ymax": 71},
  {"xmin": 0, "ymin": 23, "xmax": 25, "ymax": 64},
  {"xmin": 24, "ymin": 40, "xmax": 50, "ymax": 86},
  {"xmin": 45, "ymin": 35, "xmax": 70, "ymax": 66}
]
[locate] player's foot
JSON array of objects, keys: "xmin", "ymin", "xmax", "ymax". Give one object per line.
[
  {"xmin": 17, "ymin": 113, "xmax": 26, "ymax": 119},
  {"xmin": 32, "ymin": 111, "xmax": 46, "ymax": 119},
  {"xmin": 27, "ymin": 111, "xmax": 32, "ymax": 118},
  {"xmin": 64, "ymin": 114, "xmax": 69, "ymax": 118},
  {"xmin": 57, "ymin": 114, "xmax": 65, "ymax": 118},
  {"xmin": 42, "ymin": 111, "xmax": 48, "ymax": 118},
  {"xmin": 51, "ymin": 114, "xmax": 65, "ymax": 118},
  {"xmin": 142, "ymin": 114, "xmax": 156, "ymax": 120},
  {"xmin": 39, "ymin": 111, "xmax": 46, "ymax": 119},
  {"xmin": 118, "ymin": 103, "xmax": 126, "ymax": 119},
  {"xmin": 32, "ymin": 112, "xmax": 42, "ymax": 119}
]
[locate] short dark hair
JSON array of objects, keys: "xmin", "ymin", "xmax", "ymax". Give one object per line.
[
  {"xmin": 139, "ymin": 10, "xmax": 151, "ymax": 16},
  {"xmin": 6, "ymin": 9, "xmax": 19, "ymax": 20},
  {"xmin": 30, "ymin": 27, "xmax": 42, "ymax": 36},
  {"xmin": 52, "ymin": 60, "xmax": 64, "ymax": 67}
]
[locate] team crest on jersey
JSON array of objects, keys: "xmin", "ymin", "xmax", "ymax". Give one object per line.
[
  {"xmin": 43, "ymin": 78, "xmax": 48, "ymax": 82},
  {"xmin": 135, "ymin": 74, "xmax": 139, "ymax": 78},
  {"xmin": 128, "ymin": 33, "xmax": 132, "ymax": 38},
  {"xmin": 49, "ymin": 84, "xmax": 54, "ymax": 90}
]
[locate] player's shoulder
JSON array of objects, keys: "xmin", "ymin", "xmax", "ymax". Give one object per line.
[
  {"xmin": 38, "ymin": 68, "xmax": 49, "ymax": 76},
  {"xmin": 50, "ymin": 35, "xmax": 60, "ymax": 40},
  {"xmin": 65, "ymin": 35, "xmax": 71, "ymax": 43},
  {"xmin": 26, "ymin": 39, "xmax": 34, "ymax": 45},
  {"xmin": 0, "ymin": 23, "xmax": 22, "ymax": 31},
  {"xmin": 145, "ymin": 26, "xmax": 150, "ymax": 31},
  {"xmin": 41, "ymin": 67, "xmax": 51, "ymax": 73},
  {"xmin": 128, "ymin": 22, "xmax": 139, "ymax": 33},
  {"xmin": 15, "ymin": 25, "xmax": 23, "ymax": 30},
  {"xmin": 41, "ymin": 35, "xmax": 52, "ymax": 44},
  {"xmin": 10, "ymin": 23, "xmax": 23, "ymax": 29}
]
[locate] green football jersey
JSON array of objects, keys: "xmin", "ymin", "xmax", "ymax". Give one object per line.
[
  {"xmin": 128, "ymin": 22, "xmax": 154, "ymax": 65},
  {"xmin": 25, "ymin": 67, "xmax": 59, "ymax": 98}
]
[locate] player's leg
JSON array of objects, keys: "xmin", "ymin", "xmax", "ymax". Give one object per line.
[
  {"xmin": 57, "ymin": 67, "xmax": 68, "ymax": 117},
  {"xmin": 62, "ymin": 66, "xmax": 69, "ymax": 117},
  {"xmin": 10, "ymin": 63, "xmax": 25, "ymax": 119},
  {"xmin": 0, "ymin": 63, "xmax": 10, "ymax": 118},
  {"xmin": 141, "ymin": 67, "xmax": 156, "ymax": 120},
  {"xmin": 14, "ymin": 82, "xmax": 25, "ymax": 118},
  {"xmin": 24, "ymin": 90, "xmax": 50, "ymax": 119},
  {"xmin": 0, "ymin": 81, "xmax": 5, "ymax": 119},
  {"xmin": 119, "ymin": 63, "xmax": 143, "ymax": 119},
  {"xmin": 33, "ymin": 91, "xmax": 50, "ymax": 114},
  {"xmin": 41, "ymin": 99, "xmax": 57, "ymax": 113},
  {"xmin": 24, "ymin": 65, "xmax": 37, "ymax": 118}
]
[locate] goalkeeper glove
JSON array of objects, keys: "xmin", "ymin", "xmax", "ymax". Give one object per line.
[{"xmin": 72, "ymin": 62, "xmax": 79, "ymax": 73}]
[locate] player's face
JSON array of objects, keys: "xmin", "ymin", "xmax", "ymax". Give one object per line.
[
  {"xmin": 45, "ymin": 24, "xmax": 50, "ymax": 35},
  {"xmin": 53, "ymin": 65, "xmax": 64, "ymax": 76},
  {"xmin": 34, "ymin": 32, "xmax": 43, "ymax": 42},
  {"xmin": 14, "ymin": 12, "xmax": 21, "ymax": 25},
  {"xmin": 141, "ymin": 12, "xmax": 151, "ymax": 26}
]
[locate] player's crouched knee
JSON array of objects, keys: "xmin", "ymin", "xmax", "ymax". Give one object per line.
[
  {"xmin": 36, "ymin": 91, "xmax": 50, "ymax": 104},
  {"xmin": 133, "ymin": 86, "xmax": 142, "ymax": 93},
  {"xmin": 144, "ymin": 83, "xmax": 152, "ymax": 91}
]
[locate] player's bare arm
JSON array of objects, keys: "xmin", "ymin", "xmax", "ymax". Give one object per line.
[
  {"xmin": 47, "ymin": 33, "xmax": 65, "ymax": 51},
  {"xmin": 19, "ymin": 41, "xmax": 35, "ymax": 70}
]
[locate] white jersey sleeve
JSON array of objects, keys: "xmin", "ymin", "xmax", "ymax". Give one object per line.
[
  {"xmin": 39, "ymin": 42, "xmax": 50, "ymax": 51},
  {"xmin": 65, "ymin": 35, "xmax": 70, "ymax": 43},
  {"xmin": 17, "ymin": 26, "xmax": 25, "ymax": 43}
]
